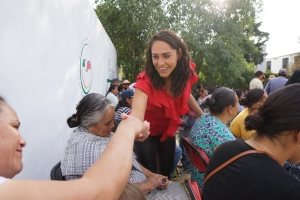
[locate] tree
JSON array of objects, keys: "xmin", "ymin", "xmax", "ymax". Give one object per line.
[
  {"xmin": 95, "ymin": 0, "xmax": 170, "ymax": 81},
  {"xmin": 288, "ymin": 54, "xmax": 300, "ymax": 73},
  {"xmin": 244, "ymin": 22, "xmax": 269, "ymax": 65},
  {"xmin": 95, "ymin": 0, "xmax": 268, "ymax": 89},
  {"xmin": 167, "ymin": 0, "xmax": 265, "ymax": 88}
]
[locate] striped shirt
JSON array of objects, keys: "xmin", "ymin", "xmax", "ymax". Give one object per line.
[{"xmin": 115, "ymin": 107, "xmax": 131, "ymax": 124}]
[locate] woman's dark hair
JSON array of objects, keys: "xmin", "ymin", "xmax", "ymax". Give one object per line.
[
  {"xmin": 67, "ymin": 93, "xmax": 114, "ymax": 128},
  {"xmin": 285, "ymin": 70, "xmax": 300, "ymax": 85},
  {"xmin": 240, "ymin": 88, "xmax": 264, "ymax": 112},
  {"xmin": 205, "ymin": 87, "xmax": 237, "ymax": 114},
  {"xmin": 115, "ymin": 98, "xmax": 131, "ymax": 111},
  {"xmin": 144, "ymin": 30, "xmax": 192, "ymax": 97},
  {"xmin": 245, "ymin": 84, "xmax": 300, "ymax": 139},
  {"xmin": 105, "ymin": 85, "xmax": 118, "ymax": 97},
  {"xmin": 235, "ymin": 89, "xmax": 243, "ymax": 99},
  {"xmin": 118, "ymin": 84, "xmax": 124, "ymax": 92}
]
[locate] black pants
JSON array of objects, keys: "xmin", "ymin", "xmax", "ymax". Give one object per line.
[{"xmin": 134, "ymin": 135, "xmax": 175, "ymax": 179}]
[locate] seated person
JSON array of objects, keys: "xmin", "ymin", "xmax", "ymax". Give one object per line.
[
  {"xmin": 189, "ymin": 88, "xmax": 237, "ymax": 189},
  {"xmin": 115, "ymin": 89, "xmax": 134, "ymax": 126},
  {"xmin": 105, "ymin": 85, "xmax": 119, "ymax": 107},
  {"xmin": 0, "ymin": 95, "xmax": 149, "ymax": 199},
  {"xmin": 230, "ymin": 88, "xmax": 268, "ymax": 140},
  {"xmin": 178, "ymin": 110, "xmax": 197, "ymax": 174},
  {"xmin": 61, "ymin": 93, "xmax": 188, "ymax": 200},
  {"xmin": 203, "ymin": 84, "xmax": 300, "ymax": 199}
]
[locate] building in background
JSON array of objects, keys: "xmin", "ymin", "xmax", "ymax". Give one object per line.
[
  {"xmin": 256, "ymin": 45, "xmax": 267, "ymax": 72},
  {"xmin": 266, "ymin": 52, "xmax": 300, "ymax": 73}
]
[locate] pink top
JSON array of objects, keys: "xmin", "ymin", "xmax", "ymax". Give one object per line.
[{"xmin": 135, "ymin": 71, "xmax": 198, "ymax": 141}]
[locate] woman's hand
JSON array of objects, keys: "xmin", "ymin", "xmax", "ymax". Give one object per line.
[
  {"xmin": 157, "ymin": 176, "xmax": 169, "ymax": 190},
  {"xmin": 146, "ymin": 173, "xmax": 169, "ymax": 191},
  {"xmin": 120, "ymin": 113, "xmax": 150, "ymax": 141},
  {"xmin": 146, "ymin": 174, "xmax": 163, "ymax": 190},
  {"xmin": 135, "ymin": 121, "xmax": 150, "ymax": 142}
]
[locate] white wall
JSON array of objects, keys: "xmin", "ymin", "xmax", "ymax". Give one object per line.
[
  {"xmin": 0, "ymin": 0, "xmax": 117, "ymax": 180},
  {"xmin": 266, "ymin": 53, "xmax": 299, "ymax": 73}
]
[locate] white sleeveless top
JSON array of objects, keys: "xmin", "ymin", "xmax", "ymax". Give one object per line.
[{"xmin": 0, "ymin": 176, "xmax": 7, "ymax": 186}]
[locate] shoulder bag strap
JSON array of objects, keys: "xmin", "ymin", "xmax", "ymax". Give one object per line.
[{"xmin": 204, "ymin": 150, "xmax": 268, "ymax": 184}]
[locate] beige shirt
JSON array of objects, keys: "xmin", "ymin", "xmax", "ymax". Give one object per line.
[{"xmin": 249, "ymin": 78, "xmax": 263, "ymax": 90}]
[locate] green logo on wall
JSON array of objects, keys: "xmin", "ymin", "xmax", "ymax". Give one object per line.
[{"xmin": 80, "ymin": 39, "xmax": 93, "ymax": 94}]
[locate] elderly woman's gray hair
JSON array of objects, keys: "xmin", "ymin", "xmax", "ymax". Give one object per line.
[{"xmin": 67, "ymin": 93, "xmax": 114, "ymax": 128}]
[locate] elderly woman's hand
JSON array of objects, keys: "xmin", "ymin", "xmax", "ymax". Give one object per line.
[
  {"xmin": 120, "ymin": 113, "xmax": 150, "ymax": 141},
  {"xmin": 157, "ymin": 176, "xmax": 169, "ymax": 190},
  {"xmin": 146, "ymin": 173, "xmax": 169, "ymax": 191}
]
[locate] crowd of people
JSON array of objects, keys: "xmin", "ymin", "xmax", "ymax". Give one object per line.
[{"xmin": 1, "ymin": 29, "xmax": 300, "ymax": 200}]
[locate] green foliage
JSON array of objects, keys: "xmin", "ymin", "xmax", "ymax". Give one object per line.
[
  {"xmin": 95, "ymin": 0, "xmax": 268, "ymax": 89},
  {"xmin": 244, "ymin": 22, "xmax": 269, "ymax": 65},
  {"xmin": 95, "ymin": 0, "xmax": 169, "ymax": 81},
  {"xmin": 166, "ymin": 0, "xmax": 264, "ymax": 89}
]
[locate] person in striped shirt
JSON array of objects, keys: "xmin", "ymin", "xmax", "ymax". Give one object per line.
[{"xmin": 115, "ymin": 89, "xmax": 134, "ymax": 127}]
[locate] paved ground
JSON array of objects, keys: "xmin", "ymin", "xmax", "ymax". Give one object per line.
[{"xmin": 171, "ymin": 171, "xmax": 192, "ymax": 200}]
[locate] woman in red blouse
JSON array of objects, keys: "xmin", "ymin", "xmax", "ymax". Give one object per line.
[{"xmin": 131, "ymin": 30, "xmax": 204, "ymax": 178}]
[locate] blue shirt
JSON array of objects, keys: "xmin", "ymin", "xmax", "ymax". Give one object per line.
[{"xmin": 265, "ymin": 77, "xmax": 288, "ymax": 95}]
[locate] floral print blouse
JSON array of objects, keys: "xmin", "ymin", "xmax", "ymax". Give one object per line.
[{"xmin": 189, "ymin": 114, "xmax": 235, "ymax": 189}]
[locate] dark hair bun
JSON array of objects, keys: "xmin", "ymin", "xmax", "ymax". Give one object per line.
[
  {"xmin": 205, "ymin": 97, "xmax": 215, "ymax": 107},
  {"xmin": 67, "ymin": 114, "xmax": 80, "ymax": 128},
  {"xmin": 244, "ymin": 112, "xmax": 264, "ymax": 131},
  {"xmin": 239, "ymin": 98, "xmax": 248, "ymax": 106}
]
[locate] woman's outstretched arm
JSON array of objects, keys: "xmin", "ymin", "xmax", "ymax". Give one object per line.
[
  {"xmin": 0, "ymin": 115, "xmax": 150, "ymax": 200},
  {"xmin": 130, "ymin": 88, "xmax": 148, "ymax": 121}
]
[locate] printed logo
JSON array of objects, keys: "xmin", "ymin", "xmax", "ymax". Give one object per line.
[{"xmin": 79, "ymin": 38, "xmax": 93, "ymax": 94}]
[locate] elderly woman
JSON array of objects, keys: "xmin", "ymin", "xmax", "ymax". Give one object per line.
[
  {"xmin": 230, "ymin": 88, "xmax": 268, "ymax": 140},
  {"xmin": 0, "ymin": 95, "xmax": 149, "ymax": 200},
  {"xmin": 61, "ymin": 93, "xmax": 188, "ymax": 200},
  {"xmin": 203, "ymin": 84, "xmax": 300, "ymax": 199},
  {"xmin": 189, "ymin": 87, "xmax": 238, "ymax": 189}
]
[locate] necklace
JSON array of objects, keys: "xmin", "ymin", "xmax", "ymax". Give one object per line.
[{"xmin": 250, "ymin": 139, "xmax": 275, "ymax": 158}]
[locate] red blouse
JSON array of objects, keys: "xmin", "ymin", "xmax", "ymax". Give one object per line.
[{"xmin": 134, "ymin": 71, "xmax": 198, "ymax": 141}]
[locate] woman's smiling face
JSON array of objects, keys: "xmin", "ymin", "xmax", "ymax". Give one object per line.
[
  {"xmin": 0, "ymin": 103, "xmax": 26, "ymax": 178},
  {"xmin": 151, "ymin": 40, "xmax": 181, "ymax": 81}
]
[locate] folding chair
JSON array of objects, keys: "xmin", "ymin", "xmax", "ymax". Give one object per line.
[
  {"xmin": 185, "ymin": 179, "xmax": 202, "ymax": 200},
  {"xmin": 181, "ymin": 137, "xmax": 210, "ymax": 200},
  {"xmin": 50, "ymin": 161, "xmax": 65, "ymax": 180}
]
